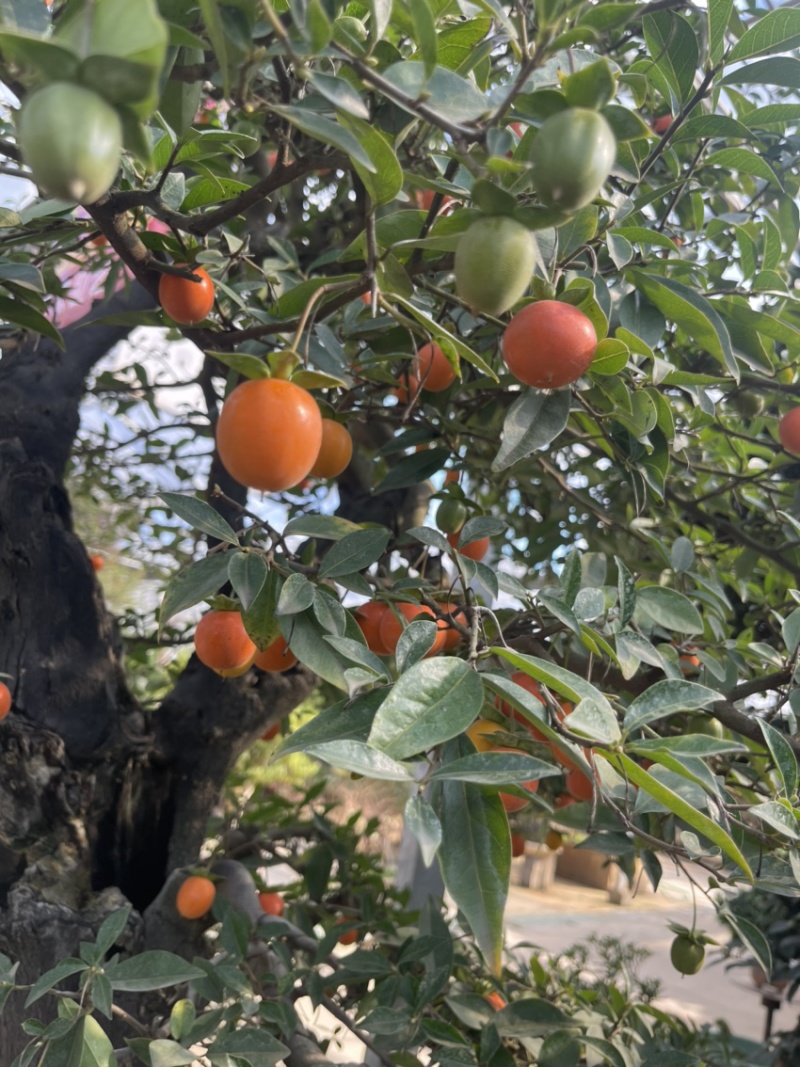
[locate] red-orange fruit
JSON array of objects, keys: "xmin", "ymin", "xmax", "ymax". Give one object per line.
[
  {"xmin": 216, "ymin": 378, "xmax": 323, "ymax": 492},
  {"xmin": 565, "ymin": 767, "xmax": 594, "ymax": 802},
  {"xmin": 258, "ymin": 891, "xmax": 285, "ymax": 916},
  {"xmin": 393, "ymin": 375, "xmax": 420, "ymax": 404},
  {"xmin": 336, "ymin": 918, "xmax": 358, "ymax": 945},
  {"xmin": 176, "ymin": 875, "xmax": 216, "ymax": 919},
  {"xmin": 254, "ymin": 635, "xmax": 297, "ymax": 673},
  {"xmin": 502, "ymin": 300, "xmax": 597, "ymax": 389},
  {"xmin": 309, "ymin": 419, "xmax": 353, "ymax": 479},
  {"xmin": 651, "ymin": 114, "xmax": 673, "ymax": 134},
  {"xmin": 194, "ymin": 610, "xmax": 257, "ymax": 677},
  {"xmin": 510, "ymin": 832, "xmax": 525, "ymax": 858},
  {"xmin": 415, "ymin": 343, "xmax": 455, "ymax": 392},
  {"xmin": 779, "ymin": 408, "xmax": 800, "ymax": 455},
  {"xmin": 354, "ymin": 601, "xmax": 392, "ymax": 655},
  {"xmin": 379, "ymin": 602, "xmax": 445, "ymax": 656},
  {"xmin": 89, "ymin": 554, "xmax": 104, "ymax": 572},
  {"xmin": 159, "ymin": 266, "xmax": 215, "ymax": 326},
  {"xmin": 0, "ymin": 682, "xmax": 10, "ymax": 720},
  {"xmin": 446, "ymin": 531, "xmax": 490, "ymax": 561},
  {"xmin": 261, "ymin": 722, "xmax": 280, "ymax": 741}
]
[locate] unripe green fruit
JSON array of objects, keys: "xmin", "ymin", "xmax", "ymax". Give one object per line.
[
  {"xmin": 686, "ymin": 713, "xmax": 724, "ymax": 738},
  {"xmin": 530, "ymin": 108, "xmax": 616, "ymax": 212},
  {"xmin": 17, "ymin": 83, "xmax": 123, "ymax": 204},
  {"xmin": 455, "ymin": 216, "xmax": 536, "ymax": 316},
  {"xmin": 436, "ymin": 499, "xmax": 468, "ymax": 534},
  {"xmin": 728, "ymin": 392, "xmax": 765, "ymax": 419},
  {"xmin": 670, "ymin": 935, "xmax": 705, "ymax": 976},
  {"xmin": 332, "ymin": 16, "xmax": 368, "ymax": 52}
]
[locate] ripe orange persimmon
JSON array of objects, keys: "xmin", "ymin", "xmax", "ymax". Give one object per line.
[
  {"xmin": 310, "ymin": 419, "xmax": 353, "ymax": 479},
  {"xmin": 336, "ymin": 918, "xmax": 358, "ymax": 945},
  {"xmin": 779, "ymin": 408, "xmax": 800, "ymax": 454},
  {"xmin": 503, "ymin": 300, "xmax": 597, "ymax": 389},
  {"xmin": 444, "ymin": 470, "xmax": 459, "ymax": 485},
  {"xmin": 0, "ymin": 682, "xmax": 10, "ymax": 720},
  {"xmin": 486, "ymin": 991, "xmax": 507, "ymax": 1011},
  {"xmin": 261, "ymin": 722, "xmax": 280, "ymax": 741},
  {"xmin": 379, "ymin": 602, "xmax": 445, "ymax": 656},
  {"xmin": 354, "ymin": 601, "xmax": 392, "ymax": 655},
  {"xmin": 679, "ymin": 650, "xmax": 701, "ymax": 675},
  {"xmin": 415, "ymin": 342, "xmax": 455, "ymax": 392},
  {"xmin": 467, "ymin": 719, "xmax": 503, "ymax": 751},
  {"xmin": 194, "ymin": 610, "xmax": 257, "ymax": 677},
  {"xmin": 176, "ymin": 875, "xmax": 216, "ymax": 919},
  {"xmin": 159, "ymin": 266, "xmax": 215, "ymax": 326},
  {"xmin": 393, "ymin": 375, "xmax": 419, "ymax": 404},
  {"xmin": 565, "ymin": 767, "xmax": 594, "ymax": 802},
  {"xmin": 254, "ymin": 635, "xmax": 297, "ymax": 673},
  {"xmin": 446, "ymin": 531, "xmax": 490, "ymax": 561},
  {"xmin": 89, "ymin": 554, "xmax": 104, "ymax": 572},
  {"xmin": 651, "ymin": 113, "xmax": 673, "ymax": 134},
  {"xmin": 258, "ymin": 891, "xmax": 285, "ymax": 916},
  {"xmin": 510, "ymin": 832, "xmax": 525, "ymax": 858},
  {"xmin": 438, "ymin": 602, "xmax": 467, "ymax": 651},
  {"xmin": 216, "ymin": 378, "xmax": 323, "ymax": 492}
]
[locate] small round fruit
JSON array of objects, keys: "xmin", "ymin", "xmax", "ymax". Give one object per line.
[
  {"xmin": 510, "ymin": 832, "xmax": 525, "ymax": 858},
  {"xmin": 651, "ymin": 114, "xmax": 673, "ymax": 134},
  {"xmin": 565, "ymin": 767, "xmax": 594, "ymax": 802},
  {"xmin": 503, "ymin": 300, "xmax": 597, "ymax": 390},
  {"xmin": 467, "ymin": 719, "xmax": 503, "ymax": 752},
  {"xmin": 354, "ymin": 602, "xmax": 392, "ymax": 655},
  {"xmin": 779, "ymin": 408, "xmax": 800, "ymax": 455},
  {"xmin": 89, "ymin": 554, "xmax": 104, "ymax": 572},
  {"xmin": 670, "ymin": 935, "xmax": 705, "ymax": 976},
  {"xmin": 159, "ymin": 266, "xmax": 215, "ymax": 326},
  {"xmin": 544, "ymin": 829, "xmax": 563, "ymax": 851},
  {"xmin": 17, "ymin": 83, "xmax": 123, "ymax": 204},
  {"xmin": 0, "ymin": 682, "xmax": 11, "ymax": 720},
  {"xmin": 261, "ymin": 722, "xmax": 280, "ymax": 742},
  {"xmin": 455, "ymin": 215, "xmax": 536, "ymax": 316},
  {"xmin": 310, "ymin": 419, "xmax": 353, "ymax": 479},
  {"xmin": 679, "ymin": 651, "xmax": 701, "ymax": 676},
  {"xmin": 500, "ymin": 776, "xmax": 539, "ymax": 813},
  {"xmin": 194, "ymin": 610, "xmax": 257, "ymax": 677},
  {"xmin": 446, "ymin": 531, "xmax": 490, "ymax": 561},
  {"xmin": 379, "ymin": 602, "xmax": 445, "ymax": 656},
  {"xmin": 416, "ymin": 342, "xmax": 456, "ymax": 392},
  {"xmin": 436, "ymin": 499, "xmax": 468, "ymax": 534},
  {"xmin": 729, "ymin": 392, "xmax": 765, "ymax": 419},
  {"xmin": 258, "ymin": 892, "xmax": 285, "ymax": 917},
  {"xmin": 393, "ymin": 376, "xmax": 419, "ymax": 404},
  {"xmin": 254, "ymin": 635, "xmax": 297, "ymax": 673},
  {"xmin": 176, "ymin": 875, "xmax": 216, "ymax": 920},
  {"xmin": 686, "ymin": 713, "xmax": 724, "ymax": 738},
  {"xmin": 336, "ymin": 918, "xmax": 359, "ymax": 945},
  {"xmin": 530, "ymin": 108, "xmax": 616, "ymax": 212},
  {"xmin": 216, "ymin": 379, "xmax": 323, "ymax": 492},
  {"xmin": 485, "ymin": 991, "xmax": 507, "ymax": 1011}
]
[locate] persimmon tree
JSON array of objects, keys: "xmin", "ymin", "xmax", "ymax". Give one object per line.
[{"xmin": 1, "ymin": 0, "xmax": 800, "ymax": 1064}]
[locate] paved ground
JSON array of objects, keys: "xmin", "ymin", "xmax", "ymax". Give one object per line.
[{"xmin": 504, "ymin": 868, "xmax": 787, "ymax": 1043}]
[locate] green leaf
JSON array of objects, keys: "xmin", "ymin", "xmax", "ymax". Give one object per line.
[
  {"xmin": 490, "ymin": 650, "xmax": 615, "ymax": 713},
  {"xmin": 566, "ymin": 698, "xmax": 621, "ymax": 744},
  {"xmin": 368, "ymin": 659, "xmax": 484, "ymax": 760},
  {"xmin": 305, "ymin": 71, "xmax": 369, "ymax": 120},
  {"xmin": 268, "ymin": 105, "xmax": 375, "ymax": 172},
  {"xmin": 303, "ymin": 740, "xmax": 412, "ymax": 780},
  {"xmin": 381, "ymin": 61, "xmax": 491, "ymax": 124},
  {"xmin": 708, "ymin": 0, "xmax": 733, "ymax": 66},
  {"xmin": 492, "ymin": 389, "xmax": 571, "ymax": 472},
  {"xmin": 158, "ymin": 553, "xmax": 232, "ymax": 630},
  {"xmin": 429, "ymin": 751, "xmax": 559, "ymax": 785},
  {"xmin": 374, "ymin": 448, "xmax": 452, "ymax": 493},
  {"xmin": 759, "ymin": 720, "xmax": 799, "ymax": 800},
  {"xmin": 93, "ymin": 906, "xmax": 131, "ymax": 958},
  {"xmin": 609, "ymin": 753, "xmax": 752, "ymax": 879},
  {"xmin": 276, "ymin": 572, "xmax": 315, "ymax": 616},
  {"xmin": 409, "ymin": 0, "xmax": 437, "ymax": 77},
  {"xmin": 384, "ymin": 294, "xmax": 497, "ymax": 379},
  {"xmin": 243, "ymin": 568, "xmax": 281, "ymax": 650},
  {"xmin": 704, "ymin": 147, "xmax": 782, "ymax": 188},
  {"xmin": 105, "ymin": 952, "xmax": 205, "ymax": 992},
  {"xmin": 283, "ymin": 515, "xmax": 361, "ymax": 541},
  {"xmin": 181, "ymin": 176, "xmax": 249, "ymax": 211},
  {"xmin": 436, "ymin": 758, "xmax": 509, "ymax": 974},
  {"xmin": 720, "ymin": 56, "xmax": 800, "ymax": 89},
  {"xmin": 141, "ymin": 1038, "xmax": 197, "ymax": 1066},
  {"xmin": 228, "ymin": 553, "xmax": 267, "ymax": 612},
  {"xmin": 209, "ymin": 1028, "xmax": 290, "ymax": 1066},
  {"xmin": 750, "ymin": 800, "xmax": 800, "ymax": 841},
  {"xmin": 304, "ymin": 0, "xmax": 332, "ymax": 52},
  {"xmin": 493, "ymin": 998, "xmax": 576, "ymax": 1038},
  {"xmin": 276, "ymin": 689, "xmax": 384, "ymax": 758},
  {"xmin": 627, "ymin": 270, "xmax": 737, "ymax": 378},
  {"xmin": 318, "ymin": 528, "xmax": 391, "ymax": 579},
  {"xmin": 623, "ymin": 680, "xmax": 724, "ymax": 733},
  {"xmin": 160, "ymin": 493, "xmax": 240, "ymax": 547},
  {"xmin": 562, "ymin": 58, "xmax": 616, "ymax": 110},
  {"xmin": 0, "ymin": 295, "xmax": 64, "ymax": 348},
  {"xmin": 636, "ymin": 585, "xmax": 704, "ymax": 634},
  {"xmin": 337, "ymin": 113, "xmax": 404, "ymax": 205},
  {"xmin": 728, "ymin": 8, "xmax": 800, "ymax": 62},
  {"xmin": 718, "ymin": 909, "xmax": 772, "ymax": 980},
  {"xmin": 197, "ymin": 0, "xmax": 230, "ymax": 95},
  {"xmin": 25, "ymin": 958, "xmax": 86, "ymax": 1006},
  {"xmin": 642, "ymin": 11, "xmax": 698, "ymax": 105},
  {"xmin": 405, "ymin": 794, "xmax": 442, "ymax": 866},
  {"xmin": 40, "ymin": 1015, "xmax": 115, "ymax": 1067},
  {"xmin": 278, "ymin": 608, "xmax": 347, "ymax": 688}
]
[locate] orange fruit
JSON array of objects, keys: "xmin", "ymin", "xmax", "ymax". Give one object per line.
[
  {"xmin": 438, "ymin": 602, "xmax": 467, "ymax": 651},
  {"xmin": 467, "ymin": 719, "xmax": 503, "ymax": 752},
  {"xmin": 565, "ymin": 767, "xmax": 594, "ymax": 802},
  {"xmin": 651, "ymin": 114, "xmax": 673, "ymax": 134},
  {"xmin": 254, "ymin": 635, "xmax": 297, "ymax": 673},
  {"xmin": 503, "ymin": 300, "xmax": 597, "ymax": 389},
  {"xmin": 0, "ymin": 682, "xmax": 10, "ymax": 720},
  {"xmin": 89, "ymin": 554, "xmax": 104, "ymax": 572},
  {"xmin": 379, "ymin": 602, "xmax": 445, "ymax": 656},
  {"xmin": 89, "ymin": 234, "xmax": 108, "ymax": 248},
  {"xmin": 444, "ymin": 470, "xmax": 460, "ymax": 485},
  {"xmin": 779, "ymin": 408, "xmax": 800, "ymax": 454},
  {"xmin": 498, "ymin": 749, "xmax": 540, "ymax": 812},
  {"xmin": 258, "ymin": 892, "xmax": 285, "ymax": 916},
  {"xmin": 159, "ymin": 266, "xmax": 215, "ymax": 326},
  {"xmin": 354, "ymin": 601, "xmax": 392, "ymax": 655},
  {"xmin": 510, "ymin": 832, "xmax": 525, "ymax": 858},
  {"xmin": 415, "ymin": 343, "xmax": 455, "ymax": 392},
  {"xmin": 176, "ymin": 875, "xmax": 216, "ymax": 919},
  {"xmin": 336, "ymin": 918, "xmax": 358, "ymax": 945},
  {"xmin": 216, "ymin": 378, "xmax": 323, "ymax": 492},
  {"xmin": 194, "ymin": 610, "xmax": 257, "ymax": 677},
  {"xmin": 544, "ymin": 829, "xmax": 563, "ymax": 851},
  {"xmin": 393, "ymin": 375, "xmax": 420, "ymax": 404},
  {"xmin": 455, "ymin": 215, "xmax": 536, "ymax": 316},
  {"xmin": 486, "ymin": 991, "xmax": 507, "ymax": 1011},
  {"xmin": 309, "ymin": 419, "xmax": 353, "ymax": 479},
  {"xmin": 414, "ymin": 189, "xmax": 452, "ymax": 212},
  {"xmin": 261, "ymin": 722, "xmax": 280, "ymax": 741},
  {"xmin": 679, "ymin": 651, "xmax": 701, "ymax": 675},
  {"xmin": 446, "ymin": 530, "xmax": 490, "ymax": 561}
]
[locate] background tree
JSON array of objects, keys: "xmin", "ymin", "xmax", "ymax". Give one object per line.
[{"xmin": 1, "ymin": 0, "xmax": 800, "ymax": 1063}]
